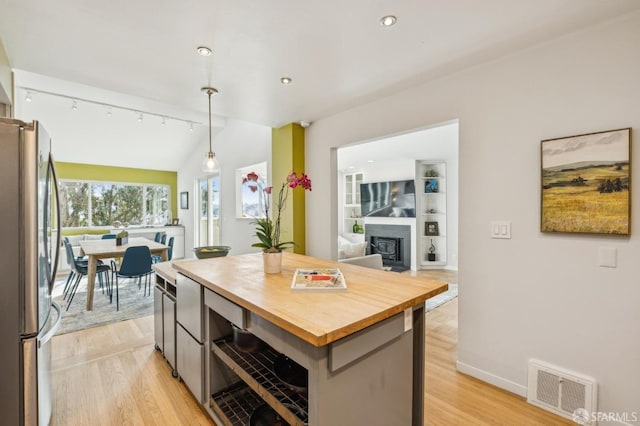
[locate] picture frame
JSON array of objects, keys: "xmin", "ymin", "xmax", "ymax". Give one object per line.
[
  {"xmin": 541, "ymin": 128, "xmax": 631, "ymax": 235},
  {"xmin": 425, "ymin": 221, "xmax": 439, "ymax": 236},
  {"xmin": 424, "ymin": 179, "xmax": 439, "ymax": 193},
  {"xmin": 172, "ymin": 218, "xmax": 180, "ymax": 226},
  {"xmin": 180, "ymin": 191, "xmax": 189, "ymax": 210}
]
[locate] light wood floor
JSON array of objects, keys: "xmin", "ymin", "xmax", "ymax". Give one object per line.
[{"xmin": 51, "ymin": 270, "xmax": 571, "ymax": 425}]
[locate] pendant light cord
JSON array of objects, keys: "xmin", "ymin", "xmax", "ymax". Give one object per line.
[{"xmin": 207, "ymin": 89, "xmax": 213, "ymax": 153}]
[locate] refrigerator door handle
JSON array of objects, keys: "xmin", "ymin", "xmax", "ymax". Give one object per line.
[
  {"xmin": 47, "ymin": 153, "xmax": 61, "ymax": 294},
  {"xmin": 38, "ymin": 302, "xmax": 61, "ymax": 348}
]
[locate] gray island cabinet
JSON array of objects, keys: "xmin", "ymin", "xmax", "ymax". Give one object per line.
[{"xmin": 171, "ymin": 252, "xmax": 447, "ymax": 426}]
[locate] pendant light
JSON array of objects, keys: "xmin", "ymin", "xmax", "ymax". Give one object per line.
[{"xmin": 201, "ymin": 86, "xmax": 220, "ymax": 173}]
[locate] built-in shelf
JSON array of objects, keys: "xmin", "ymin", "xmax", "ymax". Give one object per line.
[
  {"xmin": 416, "ymin": 160, "xmax": 447, "ymax": 269},
  {"xmin": 211, "ymin": 336, "xmax": 308, "ymax": 426},
  {"xmin": 343, "ymin": 173, "xmax": 364, "ymax": 236}
]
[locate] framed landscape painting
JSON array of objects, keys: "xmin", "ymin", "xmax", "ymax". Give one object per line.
[{"xmin": 541, "ymin": 128, "xmax": 631, "ymax": 235}]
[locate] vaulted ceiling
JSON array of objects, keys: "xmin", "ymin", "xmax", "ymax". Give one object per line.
[{"xmin": 1, "ymin": 0, "xmax": 639, "ymax": 169}]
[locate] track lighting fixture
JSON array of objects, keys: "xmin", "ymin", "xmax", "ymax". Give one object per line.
[{"xmin": 19, "ymin": 86, "xmax": 201, "ymax": 130}]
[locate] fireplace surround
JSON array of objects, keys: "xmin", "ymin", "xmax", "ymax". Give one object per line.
[{"xmin": 365, "ymin": 224, "xmax": 411, "ymax": 272}]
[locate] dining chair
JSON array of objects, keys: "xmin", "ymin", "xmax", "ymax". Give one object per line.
[
  {"xmin": 102, "ymin": 233, "xmax": 117, "ymax": 239},
  {"xmin": 111, "ymin": 246, "xmax": 153, "ymax": 311},
  {"xmin": 160, "ymin": 234, "xmax": 167, "ymax": 245},
  {"xmin": 64, "ymin": 238, "xmax": 112, "ymax": 311},
  {"xmin": 61, "ymin": 237, "xmax": 78, "ymax": 297},
  {"xmin": 62, "ymin": 237, "xmax": 95, "ymax": 298},
  {"xmin": 167, "ymin": 236, "xmax": 174, "ymax": 260},
  {"xmin": 154, "ymin": 232, "xmax": 163, "ymax": 243},
  {"xmin": 62, "ymin": 237, "xmax": 105, "ymax": 293},
  {"xmin": 152, "ymin": 236, "xmax": 174, "ymax": 264}
]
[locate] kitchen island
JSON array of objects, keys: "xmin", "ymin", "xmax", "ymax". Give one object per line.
[{"xmin": 170, "ymin": 252, "xmax": 448, "ymax": 425}]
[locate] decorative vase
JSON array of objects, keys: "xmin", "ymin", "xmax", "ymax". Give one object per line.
[{"xmin": 263, "ymin": 251, "xmax": 283, "ymax": 274}]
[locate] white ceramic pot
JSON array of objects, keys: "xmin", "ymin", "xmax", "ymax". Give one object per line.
[{"xmin": 262, "ymin": 251, "xmax": 282, "ymax": 274}]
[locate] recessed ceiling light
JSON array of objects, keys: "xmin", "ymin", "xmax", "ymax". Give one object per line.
[
  {"xmin": 280, "ymin": 77, "xmax": 292, "ymax": 85},
  {"xmin": 197, "ymin": 46, "xmax": 212, "ymax": 56},
  {"xmin": 380, "ymin": 15, "xmax": 397, "ymax": 27},
  {"xmin": 367, "ymin": 160, "xmax": 375, "ymax": 163}
]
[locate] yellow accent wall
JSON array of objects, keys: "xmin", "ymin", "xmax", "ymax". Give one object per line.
[
  {"xmin": 56, "ymin": 162, "xmax": 178, "ymax": 219},
  {"xmin": 271, "ymin": 123, "xmax": 306, "ymax": 254}
]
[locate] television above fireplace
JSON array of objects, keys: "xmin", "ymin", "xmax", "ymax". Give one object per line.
[{"xmin": 360, "ymin": 179, "xmax": 416, "ymax": 218}]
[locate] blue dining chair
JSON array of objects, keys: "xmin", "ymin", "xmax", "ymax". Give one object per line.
[
  {"xmin": 152, "ymin": 236, "xmax": 174, "ymax": 264},
  {"xmin": 111, "ymin": 246, "xmax": 153, "ymax": 311},
  {"xmin": 62, "ymin": 237, "xmax": 106, "ymax": 296},
  {"xmin": 167, "ymin": 236, "xmax": 174, "ymax": 261},
  {"xmin": 160, "ymin": 234, "xmax": 167, "ymax": 245},
  {"xmin": 102, "ymin": 233, "xmax": 117, "ymax": 239},
  {"xmin": 61, "ymin": 237, "xmax": 79, "ymax": 298},
  {"xmin": 154, "ymin": 232, "xmax": 163, "ymax": 243},
  {"xmin": 63, "ymin": 238, "xmax": 112, "ymax": 311}
]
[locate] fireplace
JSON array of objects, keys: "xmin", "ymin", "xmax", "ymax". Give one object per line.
[
  {"xmin": 371, "ymin": 236, "xmax": 402, "ymax": 262},
  {"xmin": 365, "ymin": 224, "xmax": 411, "ymax": 272}
]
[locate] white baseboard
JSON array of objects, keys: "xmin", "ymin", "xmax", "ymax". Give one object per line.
[{"xmin": 456, "ymin": 361, "xmax": 527, "ymax": 397}]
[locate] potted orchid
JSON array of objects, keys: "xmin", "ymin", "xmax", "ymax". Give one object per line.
[{"xmin": 242, "ymin": 170, "xmax": 312, "ymax": 272}]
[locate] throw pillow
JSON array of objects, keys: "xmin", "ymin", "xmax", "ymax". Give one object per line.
[{"xmin": 343, "ymin": 241, "xmax": 366, "ymax": 258}]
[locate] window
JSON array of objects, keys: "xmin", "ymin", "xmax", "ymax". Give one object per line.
[
  {"xmin": 59, "ymin": 181, "xmax": 89, "ymax": 227},
  {"xmin": 237, "ymin": 161, "xmax": 267, "ymax": 218},
  {"xmin": 59, "ymin": 180, "xmax": 170, "ymax": 228},
  {"xmin": 197, "ymin": 176, "xmax": 220, "ymax": 246}
]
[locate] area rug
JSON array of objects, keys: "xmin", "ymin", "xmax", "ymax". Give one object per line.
[
  {"xmin": 425, "ymin": 283, "xmax": 458, "ymax": 312},
  {"xmin": 52, "ymin": 274, "xmax": 154, "ymax": 335}
]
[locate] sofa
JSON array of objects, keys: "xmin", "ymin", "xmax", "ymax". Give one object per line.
[{"xmin": 337, "ymin": 235, "xmax": 385, "ymax": 270}]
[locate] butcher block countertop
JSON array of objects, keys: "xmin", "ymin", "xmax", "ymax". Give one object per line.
[{"xmin": 172, "ymin": 252, "xmax": 448, "ymax": 347}]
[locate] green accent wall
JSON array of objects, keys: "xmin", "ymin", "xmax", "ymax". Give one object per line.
[
  {"xmin": 56, "ymin": 162, "xmax": 178, "ymax": 219},
  {"xmin": 271, "ymin": 123, "xmax": 306, "ymax": 254}
]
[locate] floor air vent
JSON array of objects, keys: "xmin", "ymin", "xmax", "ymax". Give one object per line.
[{"xmin": 527, "ymin": 359, "xmax": 597, "ymax": 424}]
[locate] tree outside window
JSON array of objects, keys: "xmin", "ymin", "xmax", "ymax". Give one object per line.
[
  {"xmin": 59, "ymin": 181, "xmax": 89, "ymax": 227},
  {"xmin": 59, "ymin": 180, "xmax": 170, "ymax": 228}
]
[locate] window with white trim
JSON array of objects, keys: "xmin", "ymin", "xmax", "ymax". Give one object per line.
[{"xmin": 59, "ymin": 180, "xmax": 170, "ymax": 228}]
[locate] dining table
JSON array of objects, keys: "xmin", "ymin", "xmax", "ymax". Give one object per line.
[{"xmin": 78, "ymin": 237, "xmax": 169, "ymax": 310}]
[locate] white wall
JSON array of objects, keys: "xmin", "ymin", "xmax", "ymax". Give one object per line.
[
  {"xmin": 306, "ymin": 11, "xmax": 640, "ymax": 420},
  {"xmin": 178, "ymin": 117, "xmax": 271, "ymax": 257},
  {"xmin": 0, "ymin": 37, "xmax": 11, "ymax": 105}
]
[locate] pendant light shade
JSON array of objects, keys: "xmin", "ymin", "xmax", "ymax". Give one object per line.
[
  {"xmin": 202, "ymin": 151, "xmax": 219, "ymax": 173},
  {"xmin": 201, "ymin": 86, "xmax": 220, "ymax": 173}
]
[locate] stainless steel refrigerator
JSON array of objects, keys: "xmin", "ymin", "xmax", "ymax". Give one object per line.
[{"xmin": 0, "ymin": 117, "xmax": 62, "ymax": 425}]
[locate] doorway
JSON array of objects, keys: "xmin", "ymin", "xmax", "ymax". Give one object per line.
[
  {"xmin": 336, "ymin": 120, "xmax": 459, "ymax": 271},
  {"xmin": 196, "ymin": 175, "xmax": 221, "ymax": 247}
]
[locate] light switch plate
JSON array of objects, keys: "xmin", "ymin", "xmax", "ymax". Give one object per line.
[{"xmin": 491, "ymin": 221, "xmax": 511, "ymax": 239}]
